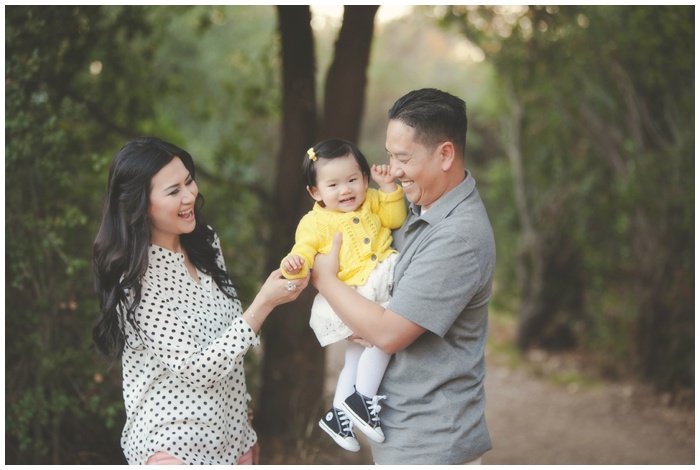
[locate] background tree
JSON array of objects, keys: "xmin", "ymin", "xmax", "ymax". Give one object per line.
[
  {"xmin": 5, "ymin": 5, "xmax": 282, "ymax": 463},
  {"xmin": 256, "ymin": 5, "xmax": 379, "ymax": 447},
  {"xmin": 5, "ymin": 6, "xmax": 161, "ymax": 463},
  {"xmin": 5, "ymin": 5, "xmax": 693, "ymax": 465},
  {"xmin": 442, "ymin": 5, "xmax": 694, "ymax": 389}
]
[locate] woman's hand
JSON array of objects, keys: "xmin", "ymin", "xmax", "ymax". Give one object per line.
[
  {"xmin": 252, "ymin": 441, "xmax": 260, "ymax": 465},
  {"xmin": 259, "ymin": 268, "xmax": 309, "ymax": 307},
  {"xmin": 244, "ymin": 269, "xmax": 309, "ymax": 332}
]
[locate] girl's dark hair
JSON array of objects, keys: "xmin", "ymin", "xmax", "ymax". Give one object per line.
[
  {"xmin": 302, "ymin": 139, "xmax": 371, "ymax": 189},
  {"xmin": 92, "ymin": 136, "xmax": 236, "ymax": 362}
]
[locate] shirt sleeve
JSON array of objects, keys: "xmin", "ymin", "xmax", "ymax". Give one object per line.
[
  {"xmin": 130, "ymin": 287, "xmax": 259, "ymax": 390},
  {"xmin": 388, "ymin": 227, "xmax": 484, "ymax": 337}
]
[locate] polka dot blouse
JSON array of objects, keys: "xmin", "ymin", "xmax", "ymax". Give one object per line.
[{"xmin": 120, "ymin": 234, "xmax": 258, "ymax": 464}]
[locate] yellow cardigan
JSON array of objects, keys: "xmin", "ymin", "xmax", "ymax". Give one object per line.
[{"xmin": 281, "ymin": 186, "xmax": 407, "ymax": 287}]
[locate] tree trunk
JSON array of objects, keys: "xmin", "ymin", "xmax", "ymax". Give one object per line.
[
  {"xmin": 506, "ymin": 84, "xmax": 580, "ymax": 351},
  {"xmin": 257, "ymin": 5, "xmax": 379, "ymax": 445},
  {"xmin": 320, "ymin": 6, "xmax": 378, "ymax": 142},
  {"xmin": 256, "ymin": 5, "xmax": 321, "ymax": 438}
]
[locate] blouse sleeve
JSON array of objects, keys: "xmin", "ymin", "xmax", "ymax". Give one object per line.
[{"xmin": 130, "ymin": 290, "xmax": 259, "ymax": 389}]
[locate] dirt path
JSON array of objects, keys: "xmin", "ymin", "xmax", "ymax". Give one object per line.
[
  {"xmin": 483, "ymin": 356, "xmax": 694, "ymax": 464},
  {"xmin": 319, "ymin": 321, "xmax": 695, "ymax": 465}
]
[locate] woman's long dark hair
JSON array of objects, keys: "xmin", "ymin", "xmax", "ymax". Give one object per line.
[{"xmin": 92, "ymin": 137, "xmax": 236, "ymax": 362}]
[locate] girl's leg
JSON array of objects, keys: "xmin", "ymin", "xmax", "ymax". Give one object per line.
[
  {"xmin": 333, "ymin": 340, "xmax": 364, "ymax": 408},
  {"xmin": 355, "ymin": 346, "xmax": 391, "ymax": 397}
]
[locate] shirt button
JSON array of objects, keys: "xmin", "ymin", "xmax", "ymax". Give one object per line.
[
  {"xmin": 353, "ymin": 217, "xmax": 360, "ymax": 224},
  {"xmin": 364, "ymin": 238, "xmax": 370, "ymax": 244}
]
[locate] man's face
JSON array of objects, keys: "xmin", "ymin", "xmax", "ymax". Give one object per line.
[{"xmin": 385, "ymin": 119, "xmax": 445, "ymax": 210}]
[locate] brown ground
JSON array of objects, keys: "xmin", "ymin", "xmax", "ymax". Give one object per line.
[{"xmin": 263, "ymin": 316, "xmax": 695, "ymax": 465}]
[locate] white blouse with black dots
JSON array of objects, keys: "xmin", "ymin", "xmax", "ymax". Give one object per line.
[{"xmin": 120, "ymin": 235, "xmax": 258, "ymax": 464}]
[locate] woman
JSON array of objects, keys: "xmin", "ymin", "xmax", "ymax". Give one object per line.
[{"xmin": 92, "ymin": 137, "xmax": 308, "ymax": 464}]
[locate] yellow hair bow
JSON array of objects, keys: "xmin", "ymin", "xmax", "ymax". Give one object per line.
[{"xmin": 307, "ymin": 148, "xmax": 317, "ymax": 161}]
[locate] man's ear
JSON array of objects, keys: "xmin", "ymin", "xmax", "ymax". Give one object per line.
[
  {"xmin": 439, "ymin": 141, "xmax": 456, "ymax": 171},
  {"xmin": 307, "ymin": 185, "xmax": 323, "ymax": 202}
]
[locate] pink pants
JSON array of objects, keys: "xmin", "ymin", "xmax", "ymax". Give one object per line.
[{"xmin": 146, "ymin": 448, "xmax": 255, "ymax": 465}]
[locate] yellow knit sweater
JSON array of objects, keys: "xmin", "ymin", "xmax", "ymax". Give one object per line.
[{"xmin": 281, "ymin": 186, "xmax": 406, "ymax": 286}]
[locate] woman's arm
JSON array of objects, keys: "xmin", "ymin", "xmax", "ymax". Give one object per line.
[
  {"xmin": 242, "ymin": 269, "xmax": 309, "ymax": 333},
  {"xmin": 132, "ymin": 270, "xmax": 308, "ymax": 387}
]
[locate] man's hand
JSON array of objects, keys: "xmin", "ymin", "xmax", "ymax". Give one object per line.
[
  {"xmin": 311, "ymin": 232, "xmax": 342, "ymax": 290},
  {"xmin": 348, "ymin": 334, "xmax": 373, "ymax": 348}
]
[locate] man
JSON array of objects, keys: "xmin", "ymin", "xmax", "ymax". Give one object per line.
[{"xmin": 311, "ymin": 88, "xmax": 496, "ymax": 464}]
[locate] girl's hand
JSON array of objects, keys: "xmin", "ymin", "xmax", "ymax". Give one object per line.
[
  {"xmin": 282, "ymin": 254, "xmax": 305, "ymax": 275},
  {"xmin": 371, "ymin": 164, "xmax": 397, "ymax": 192}
]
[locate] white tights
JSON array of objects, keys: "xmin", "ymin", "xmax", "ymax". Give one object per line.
[{"xmin": 333, "ymin": 340, "xmax": 391, "ymax": 408}]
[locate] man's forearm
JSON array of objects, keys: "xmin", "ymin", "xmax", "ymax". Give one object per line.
[{"xmin": 316, "ymin": 274, "xmax": 424, "ymax": 354}]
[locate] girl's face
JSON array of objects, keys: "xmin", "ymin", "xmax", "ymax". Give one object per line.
[
  {"xmin": 308, "ymin": 154, "xmax": 368, "ymax": 212},
  {"xmin": 148, "ymin": 157, "xmax": 199, "ymax": 250}
]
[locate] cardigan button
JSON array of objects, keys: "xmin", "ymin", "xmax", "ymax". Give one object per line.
[
  {"xmin": 371, "ymin": 254, "xmax": 377, "ymax": 261},
  {"xmin": 353, "ymin": 217, "xmax": 360, "ymax": 224},
  {"xmin": 364, "ymin": 237, "xmax": 370, "ymax": 244}
]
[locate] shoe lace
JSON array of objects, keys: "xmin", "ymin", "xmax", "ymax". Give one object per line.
[
  {"xmin": 366, "ymin": 395, "xmax": 387, "ymax": 425},
  {"xmin": 336, "ymin": 408, "xmax": 353, "ymax": 434}
]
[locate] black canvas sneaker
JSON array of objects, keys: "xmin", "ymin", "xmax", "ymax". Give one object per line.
[
  {"xmin": 342, "ymin": 389, "xmax": 386, "ymax": 443},
  {"xmin": 318, "ymin": 406, "xmax": 361, "ymax": 452}
]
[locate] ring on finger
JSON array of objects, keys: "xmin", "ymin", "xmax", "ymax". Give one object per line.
[{"xmin": 286, "ymin": 280, "xmax": 297, "ymax": 292}]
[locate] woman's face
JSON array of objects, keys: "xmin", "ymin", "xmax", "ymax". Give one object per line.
[{"xmin": 147, "ymin": 157, "xmax": 198, "ymax": 250}]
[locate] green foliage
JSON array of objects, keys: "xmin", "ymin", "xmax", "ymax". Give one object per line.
[
  {"xmin": 5, "ymin": 4, "xmax": 693, "ymax": 464},
  {"xmin": 442, "ymin": 6, "xmax": 694, "ymax": 388},
  {"xmin": 5, "ymin": 6, "xmax": 282, "ymax": 463},
  {"xmin": 6, "ymin": 6, "xmax": 167, "ymax": 464},
  {"xmin": 144, "ymin": 6, "xmax": 281, "ymax": 303}
]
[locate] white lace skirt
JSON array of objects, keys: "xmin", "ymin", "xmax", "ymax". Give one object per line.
[{"xmin": 310, "ymin": 253, "xmax": 398, "ymax": 347}]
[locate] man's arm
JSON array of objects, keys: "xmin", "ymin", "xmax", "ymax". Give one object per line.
[{"xmin": 311, "ymin": 233, "xmax": 425, "ymax": 354}]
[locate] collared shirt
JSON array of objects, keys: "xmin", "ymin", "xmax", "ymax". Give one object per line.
[
  {"xmin": 372, "ymin": 171, "xmax": 496, "ymax": 464},
  {"xmin": 120, "ymin": 234, "xmax": 258, "ymax": 464}
]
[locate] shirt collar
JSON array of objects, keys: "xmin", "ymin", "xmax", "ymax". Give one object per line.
[
  {"xmin": 409, "ymin": 170, "xmax": 474, "ymax": 225},
  {"xmin": 149, "ymin": 243, "xmax": 186, "ymax": 262}
]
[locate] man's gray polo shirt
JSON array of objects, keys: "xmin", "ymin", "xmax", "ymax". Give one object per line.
[{"xmin": 371, "ymin": 171, "xmax": 496, "ymax": 464}]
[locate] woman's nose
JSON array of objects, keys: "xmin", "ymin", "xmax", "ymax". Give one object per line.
[{"xmin": 183, "ymin": 187, "xmax": 197, "ymax": 202}]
